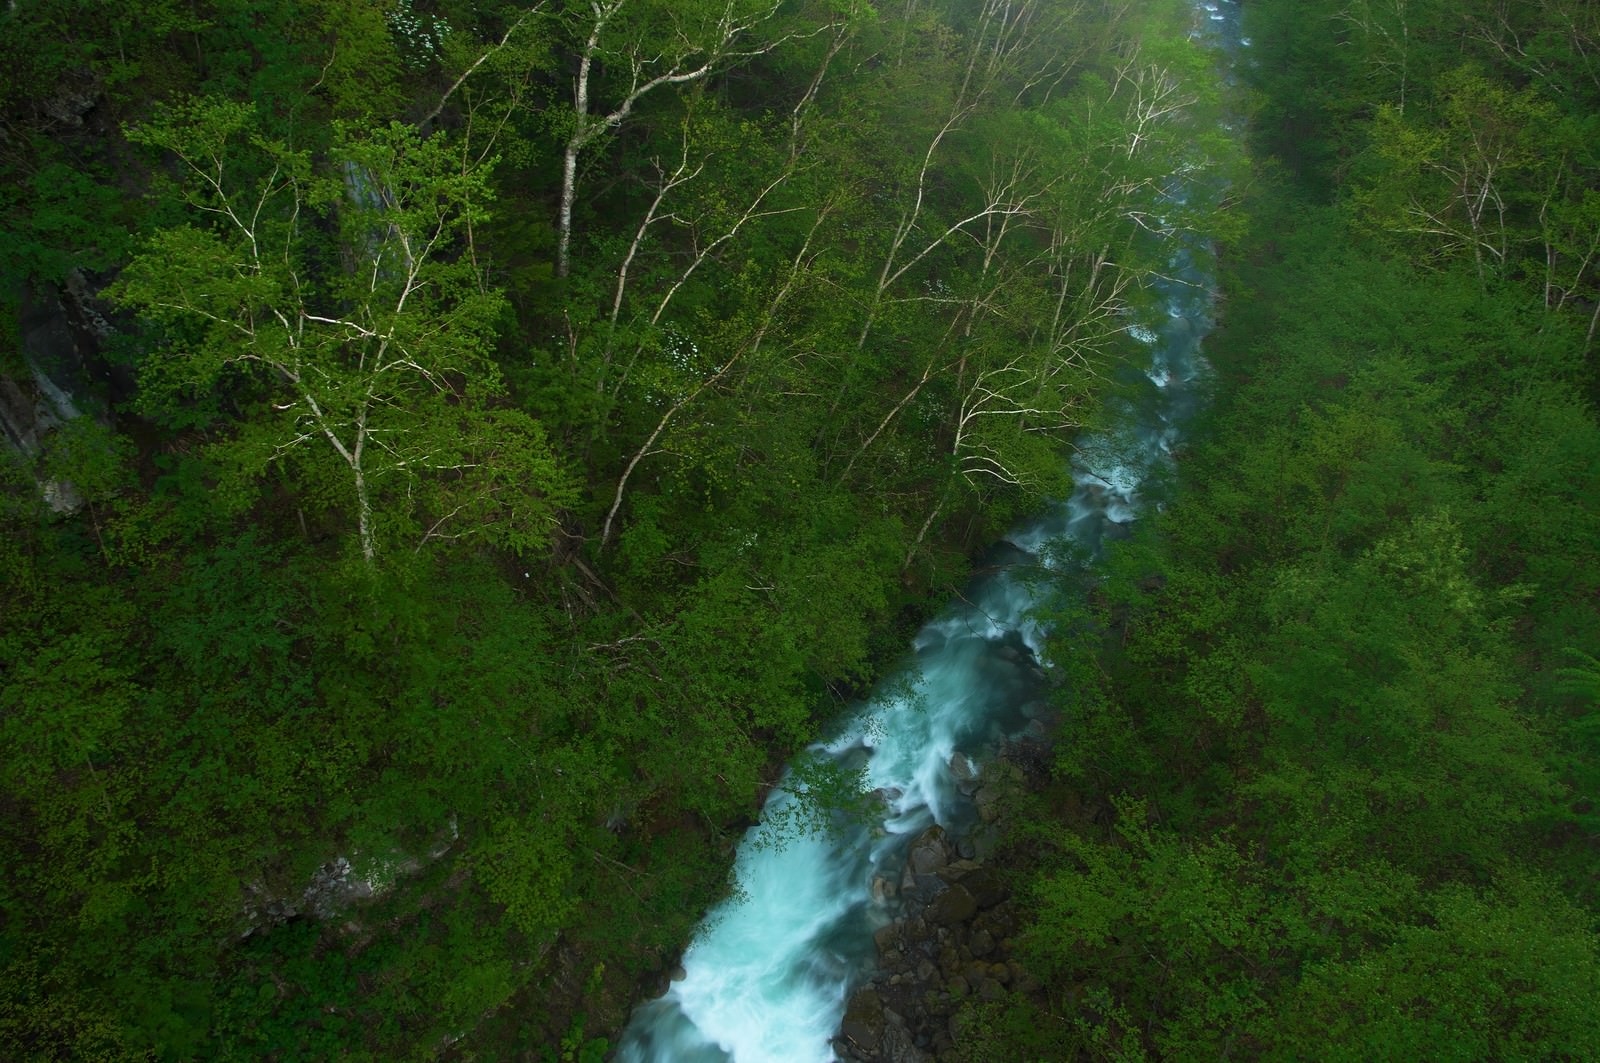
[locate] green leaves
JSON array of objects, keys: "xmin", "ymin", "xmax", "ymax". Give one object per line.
[
  {"xmin": 114, "ymin": 99, "xmax": 570, "ymax": 564},
  {"xmin": 1003, "ymin": 81, "xmax": 1600, "ymax": 1051},
  {"xmin": 1279, "ymin": 879, "xmax": 1600, "ymax": 1061}
]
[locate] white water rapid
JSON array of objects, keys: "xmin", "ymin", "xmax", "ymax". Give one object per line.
[{"xmin": 616, "ymin": 5, "xmax": 1245, "ymax": 1059}]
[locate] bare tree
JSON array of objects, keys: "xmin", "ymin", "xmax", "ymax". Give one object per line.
[{"xmin": 555, "ymin": 0, "xmax": 820, "ymax": 277}]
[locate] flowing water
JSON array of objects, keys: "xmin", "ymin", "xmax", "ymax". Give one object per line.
[{"xmin": 616, "ymin": 5, "xmax": 1245, "ymax": 1059}]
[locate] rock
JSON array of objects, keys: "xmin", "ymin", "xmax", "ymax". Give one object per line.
[
  {"xmin": 916, "ymin": 959, "xmax": 936, "ymax": 984},
  {"xmin": 872, "ymin": 874, "xmax": 897, "ymax": 904},
  {"xmin": 969, "ymin": 928, "xmax": 994, "ymax": 958},
  {"xmin": 908, "ymin": 826, "xmax": 949, "ymax": 875},
  {"xmin": 927, "ymin": 884, "xmax": 977, "ymax": 925},
  {"xmin": 945, "ymin": 975, "xmax": 969, "ymax": 999},
  {"xmin": 874, "ymin": 922, "xmax": 901, "ymax": 954},
  {"xmin": 990, "ymin": 962, "xmax": 1011, "ymax": 984},
  {"xmin": 303, "ymin": 857, "xmax": 375, "ymax": 920},
  {"xmin": 974, "ymin": 788, "xmax": 1001, "ymax": 823},
  {"xmin": 962, "ymin": 867, "xmax": 1007, "ymax": 908},
  {"xmin": 948, "ymin": 752, "xmax": 977, "ymax": 793},
  {"xmin": 968, "ymin": 822, "xmax": 1002, "ymax": 862},
  {"xmin": 935, "ymin": 859, "xmax": 979, "ymax": 884},
  {"xmin": 40, "ymin": 76, "xmax": 101, "ymax": 128},
  {"xmin": 880, "ymin": 1016, "xmax": 930, "ymax": 1063},
  {"xmin": 841, "ymin": 988, "xmax": 886, "ymax": 1051},
  {"xmin": 978, "ymin": 976, "xmax": 1006, "ymax": 1002},
  {"xmin": 670, "ymin": 964, "xmax": 687, "ymax": 982}
]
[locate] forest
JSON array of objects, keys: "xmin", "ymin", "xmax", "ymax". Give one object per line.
[
  {"xmin": 980, "ymin": 0, "xmax": 1600, "ymax": 1059},
  {"xmin": 0, "ymin": 0, "xmax": 1596, "ymax": 1060}
]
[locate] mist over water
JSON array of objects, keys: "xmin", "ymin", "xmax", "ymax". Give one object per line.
[{"xmin": 616, "ymin": 6, "xmax": 1244, "ymax": 1059}]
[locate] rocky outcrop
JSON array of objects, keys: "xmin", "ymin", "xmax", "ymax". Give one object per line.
[
  {"xmin": 834, "ymin": 752, "xmax": 1044, "ymax": 1063},
  {"xmin": 3, "ymin": 271, "xmax": 123, "ymax": 513},
  {"xmin": 238, "ymin": 817, "xmax": 461, "ymax": 938}
]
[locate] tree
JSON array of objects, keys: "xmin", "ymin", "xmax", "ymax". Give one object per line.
[
  {"xmin": 113, "ymin": 98, "xmax": 571, "ymax": 564},
  {"xmin": 1356, "ymin": 68, "xmax": 1559, "ymax": 280},
  {"xmin": 552, "ymin": 0, "xmax": 827, "ymax": 277}
]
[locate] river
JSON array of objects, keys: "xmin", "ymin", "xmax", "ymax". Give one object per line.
[{"xmin": 615, "ymin": 3, "xmax": 1245, "ymax": 1058}]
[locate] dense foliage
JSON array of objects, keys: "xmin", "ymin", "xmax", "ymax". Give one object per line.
[
  {"xmin": 982, "ymin": 1, "xmax": 1600, "ymax": 1059},
  {"xmin": 0, "ymin": 0, "xmax": 1235, "ymax": 1058}
]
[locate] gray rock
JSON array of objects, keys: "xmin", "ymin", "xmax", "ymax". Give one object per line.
[
  {"xmin": 841, "ymin": 988, "xmax": 885, "ymax": 1051},
  {"xmin": 908, "ymin": 826, "xmax": 949, "ymax": 875},
  {"xmin": 969, "ymin": 822, "xmax": 1002, "ymax": 862},
  {"xmin": 40, "ymin": 77, "xmax": 100, "ymax": 128},
  {"xmin": 881, "ymin": 1017, "xmax": 930, "ymax": 1063},
  {"xmin": 935, "ymin": 858, "xmax": 979, "ymax": 884},
  {"xmin": 948, "ymin": 752, "xmax": 978, "ymax": 792},
  {"xmin": 962, "ymin": 867, "xmax": 1007, "ymax": 909},
  {"xmin": 927, "ymin": 884, "xmax": 977, "ymax": 925}
]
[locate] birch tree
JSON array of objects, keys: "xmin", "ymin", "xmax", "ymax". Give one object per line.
[
  {"xmin": 113, "ymin": 99, "xmax": 571, "ymax": 564},
  {"xmin": 553, "ymin": 0, "xmax": 819, "ymax": 277},
  {"xmin": 1357, "ymin": 69, "xmax": 1559, "ymax": 281}
]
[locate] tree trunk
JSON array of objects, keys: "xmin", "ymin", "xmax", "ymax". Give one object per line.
[
  {"xmin": 558, "ymin": 137, "xmax": 581, "ymax": 278},
  {"xmin": 352, "ymin": 417, "xmax": 375, "ymax": 565}
]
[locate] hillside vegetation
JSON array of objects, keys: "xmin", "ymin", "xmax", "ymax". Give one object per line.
[
  {"xmin": 0, "ymin": 1, "xmax": 1233, "ymax": 1057},
  {"xmin": 980, "ymin": 1, "xmax": 1600, "ymax": 1058}
]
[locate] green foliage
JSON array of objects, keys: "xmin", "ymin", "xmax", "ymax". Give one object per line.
[
  {"xmin": 113, "ymin": 99, "xmax": 573, "ymax": 563},
  {"xmin": 0, "ymin": 0, "xmax": 1253, "ymax": 1056},
  {"xmin": 1278, "ymin": 878, "xmax": 1600, "ymax": 1061},
  {"xmin": 993, "ymin": 34, "xmax": 1600, "ymax": 1047}
]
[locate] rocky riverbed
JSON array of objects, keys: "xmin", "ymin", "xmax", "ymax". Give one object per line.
[{"xmin": 833, "ymin": 740, "xmax": 1049, "ymax": 1063}]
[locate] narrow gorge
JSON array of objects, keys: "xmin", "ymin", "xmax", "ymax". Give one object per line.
[{"xmin": 618, "ymin": 6, "xmax": 1246, "ymax": 1058}]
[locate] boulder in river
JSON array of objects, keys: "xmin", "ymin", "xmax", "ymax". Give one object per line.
[
  {"xmin": 907, "ymin": 825, "xmax": 949, "ymax": 875},
  {"xmin": 961, "ymin": 866, "xmax": 1007, "ymax": 909},
  {"xmin": 927, "ymin": 884, "xmax": 977, "ymax": 925},
  {"xmin": 948, "ymin": 753, "xmax": 978, "ymax": 794},
  {"xmin": 840, "ymin": 987, "xmax": 886, "ymax": 1051}
]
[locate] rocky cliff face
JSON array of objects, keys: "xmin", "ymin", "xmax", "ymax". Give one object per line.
[{"xmin": 3, "ymin": 270, "xmax": 122, "ymax": 512}]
